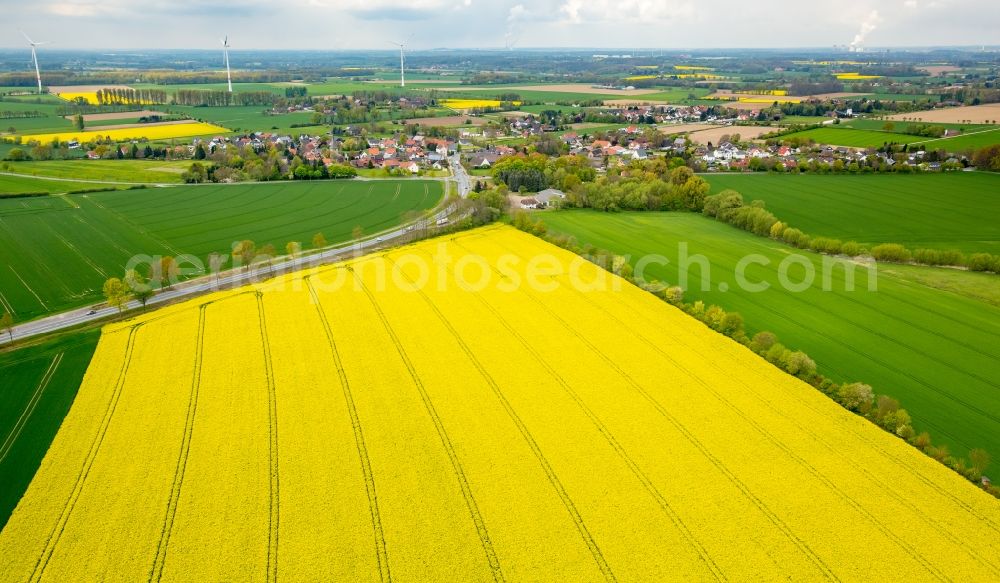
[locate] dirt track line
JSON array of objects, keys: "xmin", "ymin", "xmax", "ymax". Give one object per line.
[{"xmin": 0, "ymin": 353, "xmax": 63, "ymax": 465}]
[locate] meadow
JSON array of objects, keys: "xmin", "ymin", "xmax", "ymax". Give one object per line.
[
  {"xmin": 0, "ymin": 174, "xmax": 114, "ymax": 195},
  {"xmin": 782, "ymin": 126, "xmax": 926, "ymax": 147},
  {"xmin": 2, "ymin": 160, "xmax": 190, "ymax": 184},
  {"xmin": 914, "ymin": 128, "xmax": 1000, "ymax": 152},
  {"xmin": 543, "ymin": 212, "xmax": 1000, "ymax": 459},
  {"xmin": 844, "ymin": 119, "xmax": 992, "ymax": 133},
  {"xmin": 705, "ymin": 173, "xmax": 1000, "ymax": 254},
  {"xmin": 1, "ymin": 226, "xmax": 997, "ymax": 580},
  {"xmin": 0, "ymin": 330, "xmax": 99, "ymax": 528},
  {"xmin": 0, "ymin": 179, "xmax": 442, "ymax": 321}
]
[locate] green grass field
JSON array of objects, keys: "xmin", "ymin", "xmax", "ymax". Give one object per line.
[
  {"xmin": 0, "ymin": 179, "xmax": 442, "ymax": 321},
  {"xmin": 782, "ymin": 127, "xmax": 927, "ymax": 147},
  {"xmin": 778, "ymin": 116, "xmax": 831, "ymax": 126},
  {"xmin": 914, "ymin": 128, "xmax": 1000, "ymax": 152},
  {"xmin": 705, "ymin": 173, "xmax": 1000, "ymax": 254},
  {"xmin": 0, "ymin": 174, "xmax": 120, "ymax": 195},
  {"xmin": 844, "ymin": 119, "xmax": 992, "ymax": 133},
  {"xmin": 858, "ymin": 93, "xmax": 936, "ymax": 102},
  {"xmin": 0, "ymin": 329, "xmax": 100, "ymax": 529},
  {"xmin": 2, "ymin": 160, "xmax": 190, "ymax": 183},
  {"xmin": 542, "ymin": 210, "xmax": 1000, "ymax": 459}
]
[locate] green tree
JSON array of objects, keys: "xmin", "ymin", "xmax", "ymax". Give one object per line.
[
  {"xmin": 103, "ymin": 277, "xmax": 130, "ymax": 313},
  {"xmin": 4, "ymin": 147, "xmax": 27, "ymax": 162},
  {"xmin": 1, "ymin": 311, "xmax": 13, "ymax": 344},
  {"xmin": 286, "ymin": 241, "xmax": 301, "ymax": 258},
  {"xmin": 969, "ymin": 448, "xmax": 991, "ymax": 476},
  {"xmin": 158, "ymin": 256, "xmax": 179, "ymax": 289},
  {"xmin": 73, "ymin": 113, "xmax": 85, "ymax": 131},
  {"xmin": 232, "ymin": 240, "xmax": 256, "ymax": 271},
  {"xmin": 838, "ymin": 382, "xmax": 875, "ymax": 413},
  {"xmin": 124, "ymin": 269, "xmax": 154, "ymax": 307},
  {"xmin": 312, "ymin": 232, "xmax": 327, "ymax": 249}
]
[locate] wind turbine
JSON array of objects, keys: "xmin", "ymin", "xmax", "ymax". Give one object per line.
[
  {"xmin": 390, "ymin": 35, "xmax": 413, "ymax": 88},
  {"xmin": 222, "ymin": 35, "xmax": 233, "ymax": 93},
  {"xmin": 21, "ymin": 31, "xmax": 47, "ymax": 94}
]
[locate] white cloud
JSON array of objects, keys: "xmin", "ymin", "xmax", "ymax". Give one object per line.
[{"xmin": 558, "ymin": 0, "xmax": 695, "ymax": 24}]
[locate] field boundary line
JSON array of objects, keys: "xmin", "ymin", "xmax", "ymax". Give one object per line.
[
  {"xmin": 0, "ymin": 353, "xmax": 63, "ymax": 466},
  {"xmin": 435, "ymin": 252, "xmax": 726, "ymax": 581},
  {"xmin": 377, "ymin": 260, "xmax": 617, "ymax": 583},
  {"xmin": 8, "ymin": 265, "xmax": 49, "ymax": 312},
  {"xmin": 351, "ymin": 268, "xmax": 505, "ymax": 583},
  {"xmin": 256, "ymin": 293, "xmax": 280, "ymax": 583},
  {"xmin": 30, "ymin": 325, "xmax": 142, "ymax": 582},
  {"xmin": 148, "ymin": 306, "xmax": 206, "ymax": 582},
  {"xmin": 305, "ymin": 277, "xmax": 391, "ymax": 583}
]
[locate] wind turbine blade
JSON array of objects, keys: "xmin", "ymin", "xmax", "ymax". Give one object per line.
[{"xmin": 20, "ymin": 30, "xmax": 34, "ymax": 45}]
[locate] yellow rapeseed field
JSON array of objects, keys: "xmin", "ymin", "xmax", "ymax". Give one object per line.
[
  {"xmin": 738, "ymin": 96, "xmax": 803, "ymax": 104},
  {"xmin": 18, "ymin": 122, "xmax": 230, "ymax": 144},
  {"xmin": 440, "ymin": 98, "xmax": 521, "ymax": 109},
  {"xmin": 1, "ymin": 226, "xmax": 998, "ymax": 581},
  {"xmin": 836, "ymin": 73, "xmax": 881, "ymax": 80},
  {"xmin": 55, "ymin": 91, "xmax": 155, "ymax": 106}
]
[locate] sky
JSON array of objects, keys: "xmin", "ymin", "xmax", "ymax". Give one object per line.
[{"xmin": 2, "ymin": 0, "xmax": 999, "ymax": 50}]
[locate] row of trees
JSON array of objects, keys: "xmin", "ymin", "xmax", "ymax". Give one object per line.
[
  {"xmin": 94, "ymin": 88, "xmax": 168, "ymax": 106},
  {"xmin": 703, "ymin": 189, "xmax": 999, "ymax": 273},
  {"xmin": 172, "ymin": 90, "xmax": 276, "ymax": 107},
  {"xmin": 511, "ymin": 211, "xmax": 998, "ymax": 499}
]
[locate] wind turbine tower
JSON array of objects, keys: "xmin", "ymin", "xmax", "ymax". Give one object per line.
[
  {"xmin": 391, "ymin": 37, "xmax": 412, "ymax": 88},
  {"xmin": 222, "ymin": 36, "xmax": 233, "ymax": 92},
  {"xmin": 21, "ymin": 31, "xmax": 47, "ymax": 94}
]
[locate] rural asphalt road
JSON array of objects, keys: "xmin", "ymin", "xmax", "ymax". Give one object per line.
[{"xmin": 7, "ymin": 160, "xmax": 474, "ymax": 343}]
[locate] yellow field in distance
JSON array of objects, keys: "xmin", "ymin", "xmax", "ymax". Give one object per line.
[
  {"xmin": 1, "ymin": 226, "xmax": 998, "ymax": 581},
  {"xmin": 55, "ymin": 91, "xmax": 154, "ymax": 106},
  {"xmin": 18, "ymin": 122, "xmax": 230, "ymax": 144},
  {"xmin": 836, "ymin": 73, "xmax": 881, "ymax": 80},
  {"xmin": 440, "ymin": 98, "xmax": 522, "ymax": 109}
]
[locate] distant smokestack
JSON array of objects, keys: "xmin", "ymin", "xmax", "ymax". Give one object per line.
[{"xmin": 849, "ymin": 10, "xmax": 880, "ymax": 51}]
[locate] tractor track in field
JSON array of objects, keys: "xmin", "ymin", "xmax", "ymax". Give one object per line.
[
  {"xmin": 256, "ymin": 294, "xmax": 281, "ymax": 583},
  {"xmin": 382, "ymin": 259, "xmax": 618, "ymax": 583},
  {"xmin": 550, "ymin": 280, "xmax": 950, "ymax": 582},
  {"xmin": 578, "ymin": 270, "xmax": 1000, "ymax": 563},
  {"xmin": 149, "ymin": 307, "xmax": 206, "ymax": 582},
  {"xmin": 305, "ymin": 277, "xmax": 391, "ymax": 583},
  {"xmin": 351, "ymin": 267, "xmax": 505, "ymax": 583},
  {"xmin": 450, "ymin": 236, "xmax": 837, "ymax": 582},
  {"xmin": 29, "ymin": 325, "xmax": 142, "ymax": 582},
  {"xmin": 425, "ymin": 246, "xmax": 726, "ymax": 582},
  {"xmin": 0, "ymin": 353, "xmax": 63, "ymax": 466}
]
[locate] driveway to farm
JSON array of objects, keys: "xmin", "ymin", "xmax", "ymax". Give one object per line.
[{"xmin": 6, "ymin": 163, "xmax": 472, "ymax": 343}]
